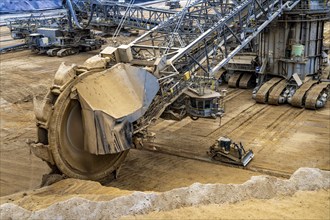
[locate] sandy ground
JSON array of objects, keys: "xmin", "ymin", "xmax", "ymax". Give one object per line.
[
  {"xmin": 0, "ymin": 149, "xmax": 260, "ymax": 210},
  {"xmin": 146, "ymin": 91, "xmax": 330, "ymax": 176}
]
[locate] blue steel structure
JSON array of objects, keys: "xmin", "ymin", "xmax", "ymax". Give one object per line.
[
  {"xmin": 0, "ymin": 0, "xmax": 155, "ymax": 14},
  {"xmin": 0, "ymin": 0, "xmax": 62, "ymax": 14}
]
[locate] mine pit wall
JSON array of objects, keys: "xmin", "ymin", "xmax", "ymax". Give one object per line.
[{"xmin": 258, "ymin": 1, "xmax": 329, "ymax": 80}]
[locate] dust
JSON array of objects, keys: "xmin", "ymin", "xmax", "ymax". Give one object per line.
[{"xmin": 1, "ymin": 167, "xmax": 329, "ymax": 219}]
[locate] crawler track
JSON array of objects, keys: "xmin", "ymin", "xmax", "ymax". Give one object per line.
[
  {"xmin": 305, "ymin": 82, "xmax": 330, "ymax": 109},
  {"xmin": 228, "ymin": 73, "xmax": 242, "ymax": 88},
  {"xmin": 291, "ymin": 80, "xmax": 317, "ymax": 108},
  {"xmin": 238, "ymin": 73, "xmax": 255, "ymax": 89},
  {"xmin": 268, "ymin": 80, "xmax": 287, "ymax": 105},
  {"xmin": 228, "ymin": 73, "xmax": 255, "ymax": 89},
  {"xmin": 255, "ymin": 78, "xmax": 282, "ymax": 103}
]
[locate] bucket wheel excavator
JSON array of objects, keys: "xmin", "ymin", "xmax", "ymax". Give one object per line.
[{"xmin": 30, "ymin": 0, "xmax": 328, "ymax": 181}]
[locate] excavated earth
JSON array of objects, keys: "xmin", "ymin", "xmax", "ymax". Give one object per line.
[
  {"xmin": 0, "ymin": 168, "xmax": 329, "ymax": 219},
  {"xmin": 0, "ymin": 22, "xmax": 329, "ymax": 219}
]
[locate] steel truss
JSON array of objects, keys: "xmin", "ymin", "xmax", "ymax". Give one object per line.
[
  {"xmin": 4, "ymin": 1, "xmax": 175, "ymax": 38},
  {"xmin": 125, "ymin": 0, "xmax": 301, "ymax": 130},
  {"xmin": 86, "ymin": 0, "xmax": 176, "ymax": 29},
  {"xmin": 77, "ymin": 0, "xmax": 235, "ymax": 29},
  {"xmin": 5, "ymin": 13, "xmax": 66, "ymax": 39},
  {"xmin": 4, "ymin": 0, "xmax": 235, "ymax": 37}
]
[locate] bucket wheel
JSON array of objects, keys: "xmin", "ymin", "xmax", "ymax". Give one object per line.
[
  {"xmin": 33, "ymin": 63, "xmax": 159, "ymax": 181},
  {"xmin": 46, "ymin": 74, "xmax": 129, "ymax": 181}
]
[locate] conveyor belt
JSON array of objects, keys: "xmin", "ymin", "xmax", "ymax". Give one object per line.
[
  {"xmin": 255, "ymin": 78, "xmax": 283, "ymax": 103},
  {"xmin": 305, "ymin": 82, "xmax": 330, "ymax": 109},
  {"xmin": 239, "ymin": 73, "xmax": 254, "ymax": 89},
  {"xmin": 291, "ymin": 80, "xmax": 318, "ymax": 108},
  {"xmin": 228, "ymin": 72, "xmax": 242, "ymax": 88},
  {"xmin": 268, "ymin": 80, "xmax": 287, "ymax": 105}
]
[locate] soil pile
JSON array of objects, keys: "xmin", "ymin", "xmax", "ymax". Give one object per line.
[
  {"xmin": 1, "ymin": 167, "xmax": 329, "ymax": 219},
  {"xmin": 123, "ymin": 189, "xmax": 330, "ymax": 219}
]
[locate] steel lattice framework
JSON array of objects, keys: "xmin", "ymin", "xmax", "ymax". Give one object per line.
[
  {"xmin": 78, "ymin": 0, "xmax": 235, "ymax": 29},
  {"xmin": 126, "ymin": 0, "xmax": 302, "ymax": 130},
  {"xmin": 88, "ymin": 0, "xmax": 176, "ymax": 29},
  {"xmin": 130, "ymin": 0, "xmax": 301, "ymax": 76}
]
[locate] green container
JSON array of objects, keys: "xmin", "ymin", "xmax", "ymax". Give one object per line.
[{"xmin": 291, "ymin": 44, "xmax": 304, "ymax": 57}]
